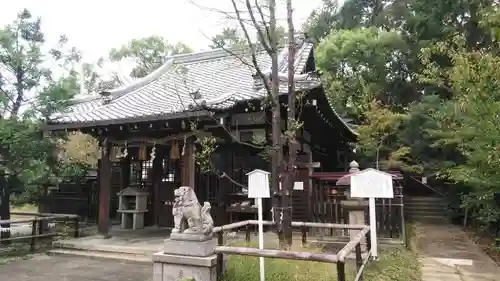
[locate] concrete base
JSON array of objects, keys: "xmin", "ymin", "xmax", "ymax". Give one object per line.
[
  {"xmin": 164, "ymin": 237, "xmax": 217, "ymax": 257},
  {"xmin": 153, "ymin": 252, "xmax": 217, "ymax": 281},
  {"xmin": 154, "ymin": 234, "xmax": 219, "ymax": 281}
]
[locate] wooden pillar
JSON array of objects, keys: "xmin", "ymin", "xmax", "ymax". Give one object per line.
[
  {"xmin": 151, "ymin": 146, "xmax": 164, "ymax": 226},
  {"xmin": 98, "ymin": 140, "xmax": 112, "ymax": 238},
  {"xmin": 181, "ymin": 137, "xmax": 195, "ymax": 188}
]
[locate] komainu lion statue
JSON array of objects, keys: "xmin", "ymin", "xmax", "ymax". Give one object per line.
[{"xmin": 172, "ymin": 186, "xmax": 214, "ymax": 235}]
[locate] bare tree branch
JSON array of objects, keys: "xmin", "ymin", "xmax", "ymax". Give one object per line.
[
  {"xmin": 230, "ymin": 0, "xmax": 274, "ymax": 103},
  {"xmin": 245, "ymin": 0, "xmax": 273, "ymax": 55},
  {"xmin": 255, "ymin": 0, "xmax": 273, "ymax": 46}
]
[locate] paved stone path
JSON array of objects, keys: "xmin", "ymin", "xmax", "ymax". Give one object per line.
[
  {"xmin": 416, "ymin": 223, "xmax": 500, "ymax": 281},
  {"xmin": 0, "ymin": 255, "xmax": 152, "ymax": 281}
]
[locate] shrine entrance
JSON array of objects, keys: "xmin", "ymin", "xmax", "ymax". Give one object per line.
[
  {"xmin": 114, "ymin": 142, "xmax": 184, "ymax": 228},
  {"xmin": 150, "ymin": 144, "xmax": 183, "ymax": 227}
]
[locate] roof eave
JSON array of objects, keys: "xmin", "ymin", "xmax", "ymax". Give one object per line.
[{"xmin": 43, "ymin": 110, "xmax": 213, "ymax": 131}]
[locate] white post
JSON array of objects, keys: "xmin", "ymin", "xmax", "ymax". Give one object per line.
[
  {"xmin": 246, "ymin": 169, "xmax": 270, "ymax": 281},
  {"xmin": 257, "ymin": 197, "xmax": 265, "ymax": 281},
  {"xmin": 368, "ymin": 197, "xmax": 378, "ymax": 259}
]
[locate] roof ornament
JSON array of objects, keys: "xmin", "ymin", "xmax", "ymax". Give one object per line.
[{"xmin": 99, "ymin": 91, "xmax": 112, "ymax": 105}]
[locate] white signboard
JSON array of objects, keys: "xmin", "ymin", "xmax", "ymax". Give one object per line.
[
  {"xmin": 348, "ymin": 168, "xmax": 394, "ymax": 260},
  {"xmin": 293, "ymin": 181, "xmax": 304, "ymax": 191},
  {"xmin": 246, "ymin": 169, "xmax": 270, "ymax": 199},
  {"xmin": 350, "ymin": 168, "xmax": 394, "ymax": 199}
]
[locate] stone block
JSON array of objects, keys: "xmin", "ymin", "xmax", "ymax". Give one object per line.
[
  {"xmin": 153, "ymin": 252, "xmax": 217, "ymax": 281},
  {"xmin": 170, "ymin": 233, "xmax": 213, "ymax": 242},
  {"xmin": 164, "ymin": 237, "xmax": 217, "ymax": 257}
]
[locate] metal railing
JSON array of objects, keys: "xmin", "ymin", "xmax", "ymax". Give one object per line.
[{"xmin": 213, "ymin": 220, "xmax": 372, "ymax": 281}]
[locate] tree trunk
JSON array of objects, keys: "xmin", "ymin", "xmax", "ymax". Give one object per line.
[
  {"xmin": 10, "ymin": 72, "xmax": 25, "ymax": 118},
  {"xmin": 283, "ymin": 0, "xmax": 296, "ymax": 247},
  {"xmin": 268, "ymin": 0, "xmax": 284, "ymax": 244}
]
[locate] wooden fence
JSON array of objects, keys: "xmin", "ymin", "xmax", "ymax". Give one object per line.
[
  {"xmin": 0, "ymin": 213, "xmax": 79, "ymax": 252},
  {"xmin": 213, "ymin": 220, "xmax": 372, "ymax": 281},
  {"xmin": 309, "ymin": 171, "xmax": 405, "ymax": 242}
]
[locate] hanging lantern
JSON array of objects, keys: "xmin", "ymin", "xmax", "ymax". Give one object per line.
[
  {"xmin": 110, "ymin": 146, "xmax": 120, "ymax": 161},
  {"xmin": 139, "ymin": 143, "xmax": 148, "ymax": 161},
  {"xmin": 170, "ymin": 140, "xmax": 180, "ymax": 160}
]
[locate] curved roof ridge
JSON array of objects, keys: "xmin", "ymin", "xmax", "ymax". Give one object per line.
[
  {"xmin": 105, "ymin": 58, "xmax": 175, "ymax": 98},
  {"xmin": 168, "ymin": 46, "xmax": 252, "ymax": 64}
]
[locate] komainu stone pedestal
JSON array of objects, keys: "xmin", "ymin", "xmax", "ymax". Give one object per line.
[{"xmin": 152, "ymin": 234, "xmax": 218, "ymax": 281}]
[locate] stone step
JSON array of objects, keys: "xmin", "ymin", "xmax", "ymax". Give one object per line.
[
  {"xmin": 405, "ymin": 209, "xmax": 447, "ymax": 216},
  {"xmin": 404, "ymin": 200, "xmax": 445, "ymax": 206},
  {"xmin": 47, "ymin": 249, "xmax": 152, "ymax": 264},
  {"xmin": 407, "ymin": 215, "xmax": 450, "ymax": 224},
  {"xmin": 405, "ymin": 204, "xmax": 446, "ymax": 212},
  {"xmin": 404, "ymin": 196, "xmax": 443, "ymax": 202}
]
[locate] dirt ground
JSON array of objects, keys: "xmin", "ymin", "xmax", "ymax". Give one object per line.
[{"xmin": 0, "ymin": 255, "xmax": 152, "ymax": 281}]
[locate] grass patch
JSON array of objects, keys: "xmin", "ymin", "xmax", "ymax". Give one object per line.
[
  {"xmin": 221, "ymin": 226, "xmax": 421, "ymax": 281},
  {"xmin": 362, "ymin": 247, "xmax": 420, "ymax": 281},
  {"xmin": 222, "ymin": 241, "xmax": 345, "ymax": 281},
  {"xmin": 0, "ymin": 241, "xmax": 51, "ymax": 265},
  {"xmin": 363, "ymin": 223, "xmax": 421, "ymax": 281}
]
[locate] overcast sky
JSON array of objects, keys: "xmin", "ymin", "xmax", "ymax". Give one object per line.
[{"xmin": 0, "ymin": 0, "xmax": 326, "ymax": 64}]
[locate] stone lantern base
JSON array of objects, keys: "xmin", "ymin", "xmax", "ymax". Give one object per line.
[{"xmin": 342, "ymin": 200, "xmax": 368, "ymax": 252}]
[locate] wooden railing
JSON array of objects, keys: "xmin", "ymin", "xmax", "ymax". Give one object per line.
[
  {"xmin": 213, "ymin": 221, "xmax": 372, "ymax": 281},
  {"xmin": 0, "ymin": 212, "xmax": 79, "ymax": 252}
]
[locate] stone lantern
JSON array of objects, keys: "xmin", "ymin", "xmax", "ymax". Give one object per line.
[
  {"xmin": 337, "ymin": 160, "xmax": 368, "ymax": 252},
  {"xmin": 117, "ymin": 187, "xmax": 149, "ymax": 229}
]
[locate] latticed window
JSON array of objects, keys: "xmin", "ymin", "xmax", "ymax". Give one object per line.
[
  {"xmin": 162, "ymin": 158, "xmax": 176, "ymax": 182},
  {"xmin": 141, "ymin": 160, "xmax": 153, "ymax": 181}
]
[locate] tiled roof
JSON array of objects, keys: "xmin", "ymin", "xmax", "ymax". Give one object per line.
[{"xmin": 49, "ymin": 39, "xmax": 320, "ymax": 126}]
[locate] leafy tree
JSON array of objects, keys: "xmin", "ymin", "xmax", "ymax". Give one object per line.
[
  {"xmin": 210, "ymin": 26, "xmax": 287, "ymax": 49},
  {"xmin": 316, "ymin": 28, "xmax": 413, "ymax": 120},
  {"xmin": 302, "ymin": 0, "xmax": 341, "ymax": 43},
  {"xmin": 310, "ymin": 0, "xmax": 500, "ymax": 232},
  {"xmin": 109, "ymin": 35, "xmax": 193, "ymax": 78},
  {"xmin": 0, "ymin": 9, "xmax": 89, "ymax": 215},
  {"xmin": 355, "ymin": 100, "xmax": 408, "ymax": 170},
  {"xmin": 420, "ymin": 32, "xmax": 500, "ymax": 229},
  {"xmin": 210, "ymin": 28, "xmax": 247, "ymax": 49}
]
